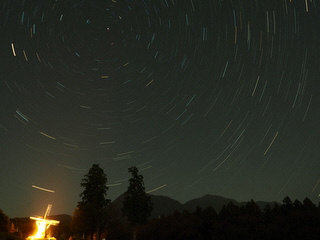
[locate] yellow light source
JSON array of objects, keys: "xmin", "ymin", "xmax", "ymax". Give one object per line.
[{"xmin": 27, "ymin": 204, "xmax": 60, "ymax": 240}]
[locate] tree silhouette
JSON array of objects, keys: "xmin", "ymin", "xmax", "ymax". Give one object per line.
[
  {"xmin": 122, "ymin": 166, "xmax": 153, "ymax": 239},
  {"xmin": 0, "ymin": 209, "xmax": 10, "ymax": 232},
  {"xmin": 72, "ymin": 164, "xmax": 110, "ymax": 240},
  {"xmin": 102, "ymin": 196, "xmax": 320, "ymax": 240}
]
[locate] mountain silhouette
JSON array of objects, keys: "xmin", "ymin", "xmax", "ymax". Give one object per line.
[
  {"xmin": 106, "ymin": 194, "xmax": 277, "ymax": 220},
  {"xmin": 15, "ymin": 195, "xmax": 276, "ymax": 221}
]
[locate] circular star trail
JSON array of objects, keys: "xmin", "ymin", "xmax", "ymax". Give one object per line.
[{"xmin": 1, "ymin": 0, "xmax": 320, "ymax": 217}]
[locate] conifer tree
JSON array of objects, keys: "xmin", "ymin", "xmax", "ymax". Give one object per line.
[
  {"xmin": 72, "ymin": 164, "xmax": 110, "ymax": 240},
  {"xmin": 122, "ymin": 166, "xmax": 153, "ymax": 227},
  {"xmin": 0, "ymin": 209, "xmax": 10, "ymax": 232}
]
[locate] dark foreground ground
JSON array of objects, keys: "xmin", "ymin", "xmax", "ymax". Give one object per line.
[{"xmin": 0, "ymin": 232, "xmax": 23, "ymax": 240}]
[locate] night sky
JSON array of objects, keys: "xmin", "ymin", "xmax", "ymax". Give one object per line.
[{"xmin": 1, "ymin": 0, "xmax": 320, "ymax": 218}]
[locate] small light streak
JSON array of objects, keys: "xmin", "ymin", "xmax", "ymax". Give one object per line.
[
  {"xmin": 252, "ymin": 75, "xmax": 260, "ymax": 96},
  {"xmin": 264, "ymin": 131, "xmax": 279, "ymax": 155},
  {"xmin": 146, "ymin": 79, "xmax": 154, "ymax": 87},
  {"xmin": 106, "ymin": 183, "xmax": 122, "ymax": 187},
  {"xmin": 32, "ymin": 185, "xmax": 55, "ymax": 193},
  {"xmin": 305, "ymin": 0, "xmax": 309, "ymax": 12},
  {"xmin": 36, "ymin": 52, "xmax": 41, "ymax": 62},
  {"xmin": 39, "ymin": 131, "xmax": 56, "ymax": 140},
  {"xmin": 80, "ymin": 105, "xmax": 91, "ymax": 109},
  {"xmin": 146, "ymin": 184, "xmax": 167, "ymax": 193},
  {"xmin": 57, "ymin": 164, "xmax": 87, "ymax": 171},
  {"xmin": 312, "ymin": 179, "xmax": 320, "ymax": 192},
  {"xmin": 23, "ymin": 50, "xmax": 28, "ymax": 61},
  {"xmin": 11, "ymin": 43, "xmax": 17, "ymax": 56}
]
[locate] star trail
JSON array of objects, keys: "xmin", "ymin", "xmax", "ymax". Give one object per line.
[{"xmin": 1, "ymin": 0, "xmax": 319, "ymax": 218}]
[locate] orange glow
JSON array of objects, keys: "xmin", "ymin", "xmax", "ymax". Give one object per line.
[{"xmin": 27, "ymin": 205, "xmax": 59, "ymax": 240}]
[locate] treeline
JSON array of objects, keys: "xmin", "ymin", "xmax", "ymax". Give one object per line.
[
  {"xmin": 101, "ymin": 197, "xmax": 320, "ymax": 240},
  {"xmin": 130, "ymin": 196, "xmax": 320, "ymax": 240},
  {"xmin": 0, "ymin": 209, "xmax": 23, "ymax": 240},
  {"xmin": 3, "ymin": 196, "xmax": 320, "ymax": 240}
]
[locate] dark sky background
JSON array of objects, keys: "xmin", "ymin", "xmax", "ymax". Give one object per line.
[{"xmin": 1, "ymin": 0, "xmax": 320, "ymax": 218}]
